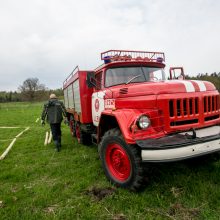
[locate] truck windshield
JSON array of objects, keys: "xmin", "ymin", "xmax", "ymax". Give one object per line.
[{"xmin": 105, "ymin": 66, "xmax": 165, "ymax": 87}]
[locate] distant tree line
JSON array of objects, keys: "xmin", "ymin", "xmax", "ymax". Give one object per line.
[
  {"xmin": 185, "ymin": 72, "xmax": 220, "ymax": 91},
  {"xmin": 0, "ymin": 73, "xmax": 219, "ymax": 103},
  {"xmin": 0, "ymin": 91, "xmax": 21, "ymax": 102},
  {"xmin": 0, "ymin": 78, "xmax": 63, "ymax": 103}
]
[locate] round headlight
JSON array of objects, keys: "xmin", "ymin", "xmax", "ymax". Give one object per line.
[{"xmin": 137, "ymin": 115, "xmax": 150, "ymax": 129}]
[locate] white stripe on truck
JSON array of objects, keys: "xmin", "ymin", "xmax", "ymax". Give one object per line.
[
  {"xmin": 179, "ymin": 80, "xmax": 195, "ymax": 92},
  {"xmin": 191, "ymin": 80, "xmax": 207, "ymax": 91}
]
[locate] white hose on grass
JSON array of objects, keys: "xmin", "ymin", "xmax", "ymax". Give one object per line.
[
  {"xmin": 0, "ymin": 127, "xmax": 30, "ymax": 160},
  {"xmin": 0, "ymin": 138, "xmax": 16, "ymax": 160},
  {"xmin": 48, "ymin": 131, "xmax": 52, "ymax": 144},
  {"xmin": 44, "ymin": 131, "xmax": 49, "ymax": 146},
  {"xmin": 0, "ymin": 127, "xmax": 20, "ymax": 129},
  {"xmin": 35, "ymin": 118, "xmax": 40, "ymax": 123}
]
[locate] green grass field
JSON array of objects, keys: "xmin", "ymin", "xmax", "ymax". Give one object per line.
[{"xmin": 0, "ymin": 102, "xmax": 220, "ymax": 220}]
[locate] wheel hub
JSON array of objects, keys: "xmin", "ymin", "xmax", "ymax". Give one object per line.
[{"xmin": 106, "ymin": 143, "xmax": 131, "ymax": 181}]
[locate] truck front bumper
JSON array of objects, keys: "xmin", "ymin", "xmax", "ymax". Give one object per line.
[{"xmin": 136, "ymin": 126, "xmax": 220, "ymax": 162}]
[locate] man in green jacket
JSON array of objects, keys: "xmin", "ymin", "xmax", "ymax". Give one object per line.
[{"xmin": 41, "ymin": 94, "xmax": 67, "ymax": 151}]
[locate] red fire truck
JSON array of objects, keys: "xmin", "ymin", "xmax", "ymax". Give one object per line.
[{"xmin": 63, "ymin": 50, "xmax": 220, "ymax": 190}]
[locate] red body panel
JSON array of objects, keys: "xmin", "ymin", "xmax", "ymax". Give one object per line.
[
  {"xmin": 79, "ymin": 71, "xmax": 93, "ymax": 123},
  {"xmin": 99, "ymin": 108, "xmax": 165, "ymax": 144}
]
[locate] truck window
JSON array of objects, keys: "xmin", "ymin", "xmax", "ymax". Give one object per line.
[
  {"xmin": 149, "ymin": 68, "xmax": 165, "ymax": 81},
  {"xmin": 105, "ymin": 66, "xmax": 165, "ymax": 87}
]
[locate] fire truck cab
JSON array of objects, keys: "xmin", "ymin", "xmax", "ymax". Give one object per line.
[{"xmin": 63, "ymin": 50, "xmax": 220, "ymax": 190}]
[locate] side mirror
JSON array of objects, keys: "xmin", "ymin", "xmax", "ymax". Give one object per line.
[
  {"xmin": 86, "ymin": 72, "xmax": 96, "ymax": 88},
  {"xmin": 169, "ymin": 67, "xmax": 185, "ymax": 80}
]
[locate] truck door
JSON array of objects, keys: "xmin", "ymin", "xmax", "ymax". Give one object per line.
[
  {"xmin": 92, "ymin": 91, "xmax": 105, "ymax": 126},
  {"xmin": 92, "ymin": 71, "xmax": 105, "ymax": 126}
]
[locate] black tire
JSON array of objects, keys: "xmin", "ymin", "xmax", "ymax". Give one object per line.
[
  {"xmin": 75, "ymin": 122, "xmax": 92, "ymax": 146},
  {"xmin": 99, "ymin": 128, "xmax": 146, "ymax": 191},
  {"xmin": 80, "ymin": 130, "xmax": 92, "ymax": 146}
]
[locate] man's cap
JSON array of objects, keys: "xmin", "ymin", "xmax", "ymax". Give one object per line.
[{"xmin": 49, "ymin": 94, "xmax": 57, "ymax": 99}]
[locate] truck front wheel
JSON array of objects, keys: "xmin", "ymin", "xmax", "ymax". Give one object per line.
[{"xmin": 99, "ymin": 128, "xmax": 146, "ymax": 191}]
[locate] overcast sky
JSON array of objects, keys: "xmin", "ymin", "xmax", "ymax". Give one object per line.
[{"xmin": 0, "ymin": 0, "xmax": 219, "ymax": 91}]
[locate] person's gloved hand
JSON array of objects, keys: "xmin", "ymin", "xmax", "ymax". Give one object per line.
[{"xmin": 41, "ymin": 120, "xmax": 45, "ymax": 126}]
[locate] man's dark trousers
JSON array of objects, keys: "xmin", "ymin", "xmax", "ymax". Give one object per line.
[{"xmin": 50, "ymin": 123, "xmax": 61, "ymax": 151}]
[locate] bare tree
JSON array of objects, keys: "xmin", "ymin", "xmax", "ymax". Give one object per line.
[{"xmin": 18, "ymin": 78, "xmax": 47, "ymax": 101}]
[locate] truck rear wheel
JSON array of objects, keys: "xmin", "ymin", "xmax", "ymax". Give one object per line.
[
  {"xmin": 99, "ymin": 128, "xmax": 146, "ymax": 191},
  {"xmin": 69, "ymin": 115, "xmax": 76, "ymax": 137},
  {"xmin": 75, "ymin": 123, "xmax": 92, "ymax": 146}
]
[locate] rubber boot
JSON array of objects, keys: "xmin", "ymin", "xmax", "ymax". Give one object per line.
[
  {"xmin": 57, "ymin": 136, "xmax": 61, "ymax": 152},
  {"xmin": 54, "ymin": 140, "xmax": 59, "ymax": 152}
]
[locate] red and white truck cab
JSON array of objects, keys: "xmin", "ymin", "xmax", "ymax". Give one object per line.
[{"xmin": 63, "ymin": 50, "xmax": 220, "ymax": 190}]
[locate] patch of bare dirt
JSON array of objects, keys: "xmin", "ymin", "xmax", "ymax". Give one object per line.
[{"xmin": 85, "ymin": 186, "xmax": 116, "ymax": 201}]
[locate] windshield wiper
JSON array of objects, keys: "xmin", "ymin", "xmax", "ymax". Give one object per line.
[{"xmin": 125, "ymin": 74, "xmax": 142, "ymax": 85}]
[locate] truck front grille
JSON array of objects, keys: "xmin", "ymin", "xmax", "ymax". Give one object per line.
[
  {"xmin": 169, "ymin": 97, "xmax": 199, "ymax": 117},
  {"xmin": 168, "ymin": 95, "xmax": 220, "ymax": 127},
  {"xmin": 203, "ymin": 95, "xmax": 219, "ymax": 113}
]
